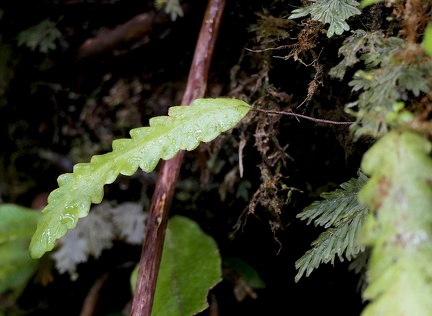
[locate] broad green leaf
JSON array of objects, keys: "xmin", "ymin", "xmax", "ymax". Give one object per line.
[
  {"xmin": 423, "ymin": 23, "xmax": 432, "ymax": 57},
  {"xmin": 294, "ymin": 172, "xmax": 369, "ymax": 282},
  {"xmin": 0, "ymin": 239, "xmax": 39, "ymax": 298},
  {"xmin": 131, "ymin": 216, "xmax": 222, "ymax": 316},
  {"xmin": 0, "ymin": 205, "xmax": 40, "ymax": 298},
  {"xmin": 152, "ymin": 216, "xmax": 221, "ymax": 315},
  {"xmin": 0, "ymin": 204, "xmax": 41, "ymax": 243},
  {"xmin": 358, "ymin": 130, "xmax": 432, "ymax": 315},
  {"xmin": 30, "ymin": 98, "xmax": 251, "ymax": 259}
]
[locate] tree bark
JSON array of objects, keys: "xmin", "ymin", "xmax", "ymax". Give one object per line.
[{"xmin": 130, "ymin": 0, "xmax": 226, "ymax": 315}]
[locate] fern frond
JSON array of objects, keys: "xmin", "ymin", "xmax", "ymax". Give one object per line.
[
  {"xmin": 329, "ymin": 30, "xmax": 403, "ymax": 80},
  {"xmin": 154, "ymin": 0, "xmax": 183, "ymax": 21},
  {"xmin": 17, "ymin": 19, "xmax": 62, "ymax": 53},
  {"xmin": 329, "ymin": 30, "xmax": 432, "ymax": 138},
  {"xmin": 358, "ymin": 130, "xmax": 432, "ymax": 315},
  {"xmin": 29, "ymin": 98, "xmax": 251, "ymax": 259},
  {"xmin": 295, "ymin": 172, "xmax": 369, "ymax": 282},
  {"xmin": 298, "ymin": 171, "xmax": 368, "ymax": 227},
  {"xmin": 288, "ymin": 0, "xmax": 361, "ymax": 37}
]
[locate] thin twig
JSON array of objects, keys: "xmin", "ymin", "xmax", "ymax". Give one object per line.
[
  {"xmin": 130, "ymin": 1, "xmax": 226, "ymax": 315},
  {"xmin": 252, "ymin": 108, "xmax": 354, "ymax": 125},
  {"xmin": 80, "ymin": 273, "xmax": 108, "ymax": 316},
  {"xmin": 77, "ymin": 12, "xmax": 169, "ymax": 60}
]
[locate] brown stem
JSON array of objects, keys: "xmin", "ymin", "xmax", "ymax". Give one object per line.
[
  {"xmin": 130, "ymin": 1, "xmax": 226, "ymax": 315},
  {"xmin": 251, "ymin": 108, "xmax": 354, "ymax": 125},
  {"xmin": 77, "ymin": 12, "xmax": 170, "ymax": 60},
  {"xmin": 79, "ymin": 273, "xmax": 108, "ymax": 316}
]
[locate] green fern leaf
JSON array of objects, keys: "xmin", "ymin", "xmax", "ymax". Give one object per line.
[
  {"xmin": 155, "ymin": 0, "xmax": 184, "ymax": 21},
  {"xmin": 295, "ymin": 172, "xmax": 369, "ymax": 282},
  {"xmin": 330, "ymin": 30, "xmax": 432, "ymax": 138},
  {"xmin": 29, "ymin": 98, "xmax": 251, "ymax": 259},
  {"xmin": 329, "ymin": 30, "xmax": 402, "ymax": 80},
  {"xmin": 359, "ymin": 130, "xmax": 432, "ymax": 315},
  {"xmin": 289, "ymin": 0, "xmax": 361, "ymax": 38},
  {"xmin": 17, "ymin": 19, "xmax": 62, "ymax": 53}
]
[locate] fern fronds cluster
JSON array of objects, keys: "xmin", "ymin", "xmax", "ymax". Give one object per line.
[
  {"xmin": 330, "ymin": 30, "xmax": 432, "ymax": 138},
  {"xmin": 295, "ymin": 171, "xmax": 369, "ymax": 282},
  {"xmin": 288, "ymin": 0, "xmax": 361, "ymax": 37}
]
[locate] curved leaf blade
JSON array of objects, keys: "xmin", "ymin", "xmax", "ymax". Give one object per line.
[
  {"xmin": 358, "ymin": 130, "xmax": 432, "ymax": 315},
  {"xmin": 30, "ymin": 98, "xmax": 251, "ymax": 259}
]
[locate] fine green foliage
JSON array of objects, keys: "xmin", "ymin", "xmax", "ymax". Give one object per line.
[
  {"xmin": 423, "ymin": 23, "xmax": 432, "ymax": 57},
  {"xmin": 295, "ymin": 172, "xmax": 369, "ymax": 282},
  {"xmin": 358, "ymin": 130, "xmax": 432, "ymax": 315},
  {"xmin": 288, "ymin": 0, "xmax": 361, "ymax": 37},
  {"xmin": 0, "ymin": 204, "xmax": 40, "ymax": 298},
  {"xmin": 29, "ymin": 98, "xmax": 251, "ymax": 259},
  {"xmin": 330, "ymin": 30, "xmax": 432, "ymax": 138},
  {"xmin": 329, "ymin": 30, "xmax": 403, "ymax": 80},
  {"xmin": 131, "ymin": 216, "xmax": 221, "ymax": 316},
  {"xmin": 17, "ymin": 19, "xmax": 62, "ymax": 53}
]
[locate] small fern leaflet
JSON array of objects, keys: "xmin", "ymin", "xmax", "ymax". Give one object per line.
[
  {"xmin": 295, "ymin": 171, "xmax": 369, "ymax": 282},
  {"xmin": 288, "ymin": 0, "xmax": 361, "ymax": 38},
  {"xmin": 29, "ymin": 98, "xmax": 251, "ymax": 259}
]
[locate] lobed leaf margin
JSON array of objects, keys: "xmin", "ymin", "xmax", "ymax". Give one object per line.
[{"xmin": 29, "ymin": 98, "xmax": 251, "ymax": 259}]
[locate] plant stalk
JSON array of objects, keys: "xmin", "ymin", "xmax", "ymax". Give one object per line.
[{"xmin": 130, "ymin": 0, "xmax": 226, "ymax": 315}]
